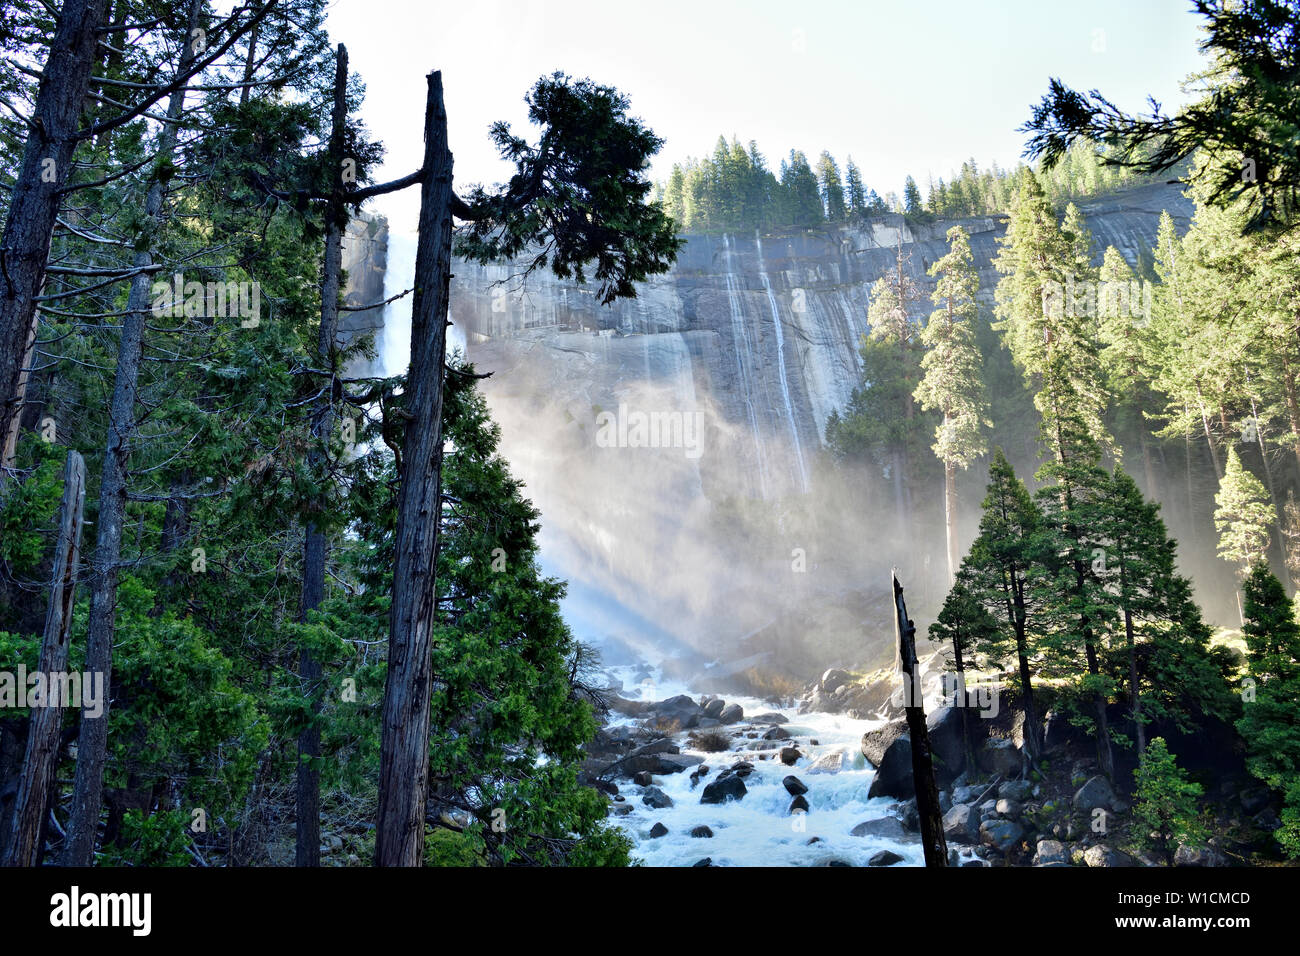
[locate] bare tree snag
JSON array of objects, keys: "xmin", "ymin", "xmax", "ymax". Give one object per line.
[
  {"xmin": 63, "ymin": 0, "xmax": 204, "ymax": 865},
  {"xmin": 375, "ymin": 70, "xmax": 454, "ymax": 867},
  {"xmin": 2, "ymin": 450, "xmax": 85, "ymax": 867},
  {"xmin": 893, "ymin": 570, "xmax": 948, "ymax": 867}
]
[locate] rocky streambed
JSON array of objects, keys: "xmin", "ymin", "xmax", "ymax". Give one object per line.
[
  {"xmin": 581, "ymin": 665, "xmax": 1198, "ymax": 867},
  {"xmin": 583, "ymin": 668, "xmax": 957, "ymax": 867}
]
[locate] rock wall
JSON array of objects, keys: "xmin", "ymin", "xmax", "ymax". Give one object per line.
[{"xmin": 451, "ymin": 182, "xmax": 1192, "ymax": 503}]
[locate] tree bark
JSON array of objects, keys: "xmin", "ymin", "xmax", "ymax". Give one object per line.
[
  {"xmin": 375, "ymin": 71, "xmax": 454, "ymax": 867},
  {"xmin": 893, "ymin": 572, "xmax": 947, "ymax": 867},
  {"xmin": 1007, "ymin": 572, "xmax": 1042, "ymax": 761},
  {"xmin": 0, "ymin": 0, "xmax": 110, "ymax": 469},
  {"xmin": 63, "ymin": 0, "xmax": 201, "ymax": 865},
  {"xmin": 297, "ymin": 42, "xmax": 349, "ymax": 869},
  {"xmin": 1082, "ymin": 622, "xmax": 1114, "ymax": 779},
  {"xmin": 1124, "ymin": 606, "xmax": 1145, "ymax": 758},
  {"xmin": 2, "ymin": 451, "xmax": 85, "ymax": 866}
]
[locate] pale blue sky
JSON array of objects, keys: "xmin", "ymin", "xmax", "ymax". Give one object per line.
[{"xmin": 325, "ymin": 0, "xmax": 1209, "ymax": 232}]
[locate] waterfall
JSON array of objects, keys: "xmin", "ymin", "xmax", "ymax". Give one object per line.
[
  {"xmin": 755, "ymin": 233, "xmax": 809, "ymax": 493},
  {"xmin": 721, "ymin": 233, "xmax": 770, "ymax": 498}
]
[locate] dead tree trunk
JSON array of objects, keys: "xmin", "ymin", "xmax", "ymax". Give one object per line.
[
  {"xmin": 1, "ymin": 450, "xmax": 85, "ymax": 866},
  {"xmin": 297, "ymin": 42, "xmax": 349, "ymax": 869},
  {"xmin": 63, "ymin": 0, "xmax": 202, "ymax": 865},
  {"xmin": 375, "ymin": 71, "xmax": 454, "ymax": 867},
  {"xmin": 0, "ymin": 0, "xmax": 110, "ymax": 469},
  {"xmin": 893, "ymin": 571, "xmax": 947, "ymax": 867}
]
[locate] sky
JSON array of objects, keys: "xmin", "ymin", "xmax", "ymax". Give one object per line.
[{"xmin": 324, "ymin": 0, "xmax": 1211, "ymax": 234}]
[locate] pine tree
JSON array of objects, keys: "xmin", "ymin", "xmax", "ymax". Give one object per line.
[
  {"xmin": 864, "ymin": 240, "xmax": 925, "ymax": 542},
  {"xmin": 1236, "ymin": 564, "xmax": 1300, "ymax": 853},
  {"xmin": 993, "ymin": 169, "xmax": 1110, "ymax": 452},
  {"xmin": 915, "ymin": 226, "xmax": 989, "ymax": 583},
  {"xmin": 845, "ymin": 157, "xmax": 866, "ymax": 218},
  {"xmin": 1094, "ymin": 468, "xmax": 1232, "ymax": 757},
  {"xmin": 930, "ymin": 568, "xmax": 999, "ymax": 767},
  {"xmin": 779, "ymin": 150, "xmax": 824, "ymax": 227},
  {"xmin": 816, "ymin": 151, "xmax": 847, "ymax": 221},
  {"xmin": 903, "ymin": 175, "xmax": 923, "ymax": 216},
  {"xmin": 1097, "ymin": 246, "xmax": 1160, "ymax": 496},
  {"xmin": 1132, "ymin": 737, "xmax": 1206, "ymax": 865},
  {"xmin": 1034, "ymin": 372, "xmax": 1118, "ymax": 778},
  {"xmin": 1214, "ymin": 448, "xmax": 1273, "ymax": 623},
  {"xmin": 962, "ymin": 449, "xmax": 1047, "ymax": 759}
]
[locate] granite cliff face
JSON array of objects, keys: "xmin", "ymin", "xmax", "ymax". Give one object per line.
[
  {"xmin": 450, "ymin": 182, "xmax": 1191, "ymax": 504},
  {"xmin": 377, "ymin": 183, "xmax": 1194, "ymax": 677}
]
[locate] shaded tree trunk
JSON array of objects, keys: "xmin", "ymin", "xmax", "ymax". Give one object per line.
[
  {"xmin": 1124, "ymin": 606, "xmax": 1145, "ymax": 758},
  {"xmin": 0, "ymin": 0, "xmax": 110, "ymax": 469},
  {"xmin": 297, "ymin": 42, "xmax": 349, "ymax": 869},
  {"xmin": 63, "ymin": 0, "xmax": 202, "ymax": 865},
  {"xmin": 375, "ymin": 71, "xmax": 454, "ymax": 867},
  {"xmin": 1082, "ymin": 619, "xmax": 1114, "ymax": 778},
  {"xmin": 1007, "ymin": 574, "xmax": 1042, "ymax": 761},
  {"xmin": 2, "ymin": 451, "xmax": 85, "ymax": 866}
]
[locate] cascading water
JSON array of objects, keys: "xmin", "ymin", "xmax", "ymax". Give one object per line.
[
  {"xmin": 721, "ymin": 233, "xmax": 771, "ymax": 499},
  {"xmin": 602, "ymin": 664, "xmax": 936, "ymax": 867},
  {"xmin": 755, "ymin": 233, "xmax": 809, "ymax": 493}
]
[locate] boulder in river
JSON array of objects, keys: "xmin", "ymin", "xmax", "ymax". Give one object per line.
[
  {"xmin": 783, "ymin": 775, "xmax": 808, "ymax": 796},
  {"xmin": 701, "ymin": 697, "xmax": 726, "ymax": 719},
  {"xmin": 779, "ymin": 747, "xmax": 801, "ymax": 765},
  {"xmin": 805, "ymin": 749, "xmax": 845, "ymax": 774},
  {"xmin": 641, "ymin": 787, "xmax": 674, "ymax": 809},
  {"xmin": 868, "ymin": 849, "xmax": 905, "ymax": 867},
  {"xmin": 867, "ymin": 736, "xmax": 913, "ymax": 799},
  {"xmin": 789, "ymin": 794, "xmax": 810, "ymax": 814},
  {"xmin": 718, "ymin": 703, "xmax": 744, "ymax": 724},
  {"xmin": 861, "ymin": 719, "xmax": 908, "ymax": 767},
  {"xmin": 648, "ymin": 822, "xmax": 668, "ymax": 839},
  {"xmin": 690, "ymin": 825, "xmax": 714, "ymax": 838},
  {"xmin": 700, "ymin": 775, "xmax": 747, "ymax": 804},
  {"xmin": 647, "ymin": 694, "xmax": 704, "ymax": 731},
  {"xmin": 850, "ymin": 817, "xmax": 918, "ymax": 843},
  {"xmin": 820, "ymin": 668, "xmax": 853, "ymax": 695}
]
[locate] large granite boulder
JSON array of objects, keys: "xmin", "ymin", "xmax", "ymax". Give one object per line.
[
  {"xmin": 943, "ymin": 804, "xmax": 980, "ymax": 843},
  {"xmin": 700, "ymin": 774, "xmax": 747, "ymax": 804},
  {"xmin": 867, "ymin": 735, "xmax": 913, "ymax": 800},
  {"xmin": 861, "ymin": 719, "xmax": 908, "ymax": 767}
]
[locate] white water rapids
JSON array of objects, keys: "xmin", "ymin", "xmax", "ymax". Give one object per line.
[{"xmin": 602, "ymin": 665, "xmax": 931, "ymax": 867}]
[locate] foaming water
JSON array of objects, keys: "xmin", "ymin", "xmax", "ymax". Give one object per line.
[{"xmin": 602, "ymin": 666, "xmax": 925, "ymax": 867}]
